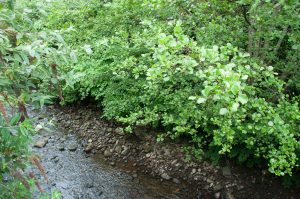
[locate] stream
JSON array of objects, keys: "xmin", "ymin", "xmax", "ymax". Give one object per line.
[{"xmin": 29, "ymin": 107, "xmax": 187, "ymax": 199}]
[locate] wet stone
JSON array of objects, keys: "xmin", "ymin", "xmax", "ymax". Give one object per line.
[
  {"xmin": 54, "ymin": 157, "xmax": 59, "ymax": 163},
  {"xmin": 84, "ymin": 143, "xmax": 93, "ymax": 153},
  {"xmin": 85, "ymin": 181, "xmax": 94, "ymax": 188},
  {"xmin": 161, "ymin": 173, "xmax": 171, "ymax": 180},
  {"xmin": 58, "ymin": 143, "xmax": 65, "ymax": 151},
  {"xmin": 68, "ymin": 142, "xmax": 78, "ymax": 151}
]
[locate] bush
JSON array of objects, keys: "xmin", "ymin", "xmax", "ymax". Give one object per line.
[
  {"xmin": 0, "ymin": 0, "xmax": 72, "ymax": 197},
  {"xmin": 40, "ymin": 0, "xmax": 300, "ymax": 178}
]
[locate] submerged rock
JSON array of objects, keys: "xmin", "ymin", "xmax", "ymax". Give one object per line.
[
  {"xmin": 58, "ymin": 143, "xmax": 65, "ymax": 151},
  {"xmin": 68, "ymin": 142, "xmax": 78, "ymax": 151}
]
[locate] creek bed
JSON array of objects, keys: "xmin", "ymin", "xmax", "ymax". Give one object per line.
[{"xmin": 29, "ymin": 108, "xmax": 187, "ymax": 199}]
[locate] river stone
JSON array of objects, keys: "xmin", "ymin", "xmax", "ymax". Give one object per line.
[
  {"xmin": 104, "ymin": 149, "xmax": 112, "ymax": 157},
  {"xmin": 161, "ymin": 173, "xmax": 171, "ymax": 180},
  {"xmin": 143, "ymin": 144, "xmax": 152, "ymax": 153},
  {"xmin": 213, "ymin": 184, "xmax": 223, "ymax": 191},
  {"xmin": 85, "ymin": 181, "xmax": 94, "ymax": 188},
  {"xmin": 53, "ymin": 157, "xmax": 59, "ymax": 163},
  {"xmin": 115, "ymin": 127, "xmax": 124, "ymax": 135},
  {"xmin": 34, "ymin": 137, "xmax": 49, "ymax": 148},
  {"xmin": 164, "ymin": 148, "xmax": 171, "ymax": 156},
  {"xmin": 58, "ymin": 143, "xmax": 65, "ymax": 151},
  {"xmin": 68, "ymin": 142, "xmax": 78, "ymax": 151},
  {"xmin": 121, "ymin": 146, "xmax": 129, "ymax": 155},
  {"xmin": 85, "ymin": 143, "xmax": 93, "ymax": 153},
  {"xmin": 206, "ymin": 178, "xmax": 214, "ymax": 184},
  {"xmin": 146, "ymin": 153, "xmax": 151, "ymax": 158},
  {"xmin": 172, "ymin": 178, "xmax": 180, "ymax": 184},
  {"xmin": 214, "ymin": 192, "xmax": 221, "ymax": 199},
  {"xmin": 115, "ymin": 145, "xmax": 122, "ymax": 154}
]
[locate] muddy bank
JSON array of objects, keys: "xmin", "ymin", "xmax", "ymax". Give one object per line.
[{"xmin": 32, "ymin": 104, "xmax": 299, "ymax": 199}]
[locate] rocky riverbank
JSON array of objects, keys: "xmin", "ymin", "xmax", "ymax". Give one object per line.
[
  {"xmin": 32, "ymin": 103, "xmax": 299, "ymax": 199},
  {"xmin": 30, "ymin": 108, "xmax": 190, "ymax": 199}
]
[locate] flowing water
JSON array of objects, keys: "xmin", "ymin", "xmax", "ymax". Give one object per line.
[{"xmin": 30, "ymin": 108, "xmax": 187, "ymax": 199}]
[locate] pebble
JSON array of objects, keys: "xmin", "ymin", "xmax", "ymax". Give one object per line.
[
  {"xmin": 214, "ymin": 192, "xmax": 221, "ymax": 199},
  {"xmin": 98, "ymin": 191, "xmax": 103, "ymax": 196},
  {"xmin": 58, "ymin": 143, "xmax": 65, "ymax": 151},
  {"xmin": 121, "ymin": 146, "xmax": 129, "ymax": 155},
  {"xmin": 146, "ymin": 153, "xmax": 151, "ymax": 158},
  {"xmin": 114, "ymin": 145, "xmax": 122, "ymax": 154},
  {"xmin": 53, "ymin": 157, "xmax": 60, "ymax": 163},
  {"xmin": 161, "ymin": 173, "xmax": 171, "ymax": 180},
  {"xmin": 68, "ymin": 142, "xmax": 78, "ymax": 151},
  {"xmin": 191, "ymin": 168, "xmax": 197, "ymax": 175},
  {"xmin": 104, "ymin": 149, "xmax": 112, "ymax": 157},
  {"xmin": 175, "ymin": 163, "xmax": 182, "ymax": 168},
  {"xmin": 206, "ymin": 178, "xmax": 214, "ymax": 184},
  {"xmin": 85, "ymin": 181, "xmax": 94, "ymax": 188},
  {"xmin": 34, "ymin": 137, "xmax": 49, "ymax": 148},
  {"xmin": 172, "ymin": 178, "xmax": 180, "ymax": 184},
  {"xmin": 85, "ymin": 143, "xmax": 93, "ymax": 153},
  {"xmin": 164, "ymin": 148, "xmax": 171, "ymax": 156},
  {"xmin": 237, "ymin": 185, "xmax": 244, "ymax": 190},
  {"xmin": 213, "ymin": 184, "xmax": 223, "ymax": 191},
  {"xmin": 115, "ymin": 128, "xmax": 124, "ymax": 135}
]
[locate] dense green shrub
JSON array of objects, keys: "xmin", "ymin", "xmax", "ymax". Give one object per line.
[
  {"xmin": 39, "ymin": 0, "xmax": 300, "ymax": 179},
  {"xmin": 0, "ymin": 0, "xmax": 72, "ymax": 197}
]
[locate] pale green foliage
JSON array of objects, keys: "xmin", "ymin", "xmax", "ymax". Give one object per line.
[{"xmin": 38, "ymin": 0, "xmax": 300, "ymax": 180}]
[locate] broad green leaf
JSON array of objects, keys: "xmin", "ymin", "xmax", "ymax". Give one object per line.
[
  {"xmin": 219, "ymin": 108, "xmax": 229, "ymax": 115},
  {"xmin": 231, "ymin": 103, "xmax": 239, "ymax": 112},
  {"xmin": 237, "ymin": 94, "xmax": 248, "ymax": 104},
  {"xmin": 197, "ymin": 97, "xmax": 206, "ymax": 104}
]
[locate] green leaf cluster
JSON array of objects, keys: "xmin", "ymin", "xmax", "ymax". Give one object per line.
[{"xmin": 38, "ymin": 0, "xmax": 300, "ymax": 180}]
